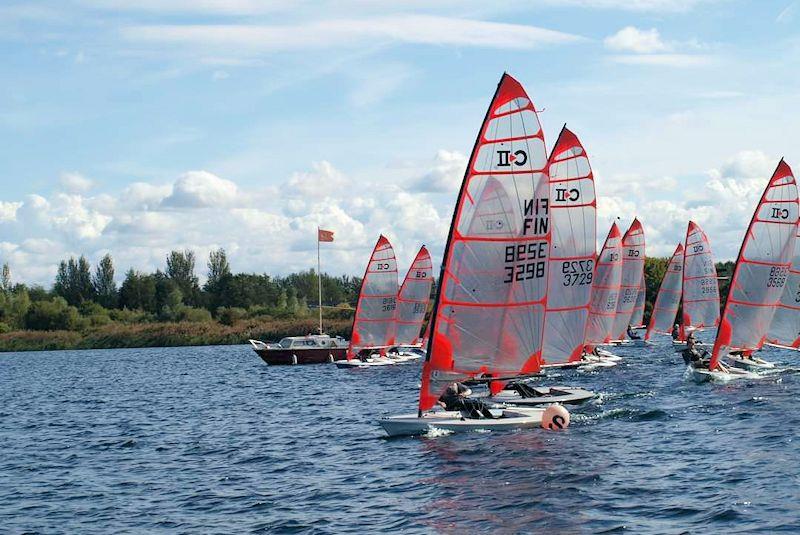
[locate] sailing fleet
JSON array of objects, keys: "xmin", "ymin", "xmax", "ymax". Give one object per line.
[{"xmin": 256, "ymin": 72, "xmax": 800, "ymax": 437}]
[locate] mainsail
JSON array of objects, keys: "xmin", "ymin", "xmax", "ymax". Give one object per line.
[
  {"xmin": 419, "ymin": 73, "xmax": 550, "ymax": 411},
  {"xmin": 631, "ymin": 278, "xmax": 646, "ymax": 328},
  {"xmin": 395, "ymin": 246, "xmax": 434, "ymax": 346},
  {"xmin": 347, "ymin": 235, "xmax": 399, "ymax": 360},
  {"xmin": 611, "ymin": 219, "xmax": 646, "ymax": 339},
  {"xmin": 767, "ymin": 221, "xmax": 800, "ymax": 348},
  {"xmin": 681, "ymin": 221, "xmax": 720, "ymax": 337},
  {"xmin": 541, "ymin": 127, "xmax": 596, "ymax": 364},
  {"xmin": 584, "ymin": 223, "xmax": 623, "ymax": 347},
  {"xmin": 644, "ymin": 243, "xmax": 683, "ymax": 340},
  {"xmin": 710, "ymin": 160, "xmax": 799, "ymax": 369}
]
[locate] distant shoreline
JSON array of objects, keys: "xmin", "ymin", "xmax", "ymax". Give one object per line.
[{"xmin": 0, "ymin": 318, "xmax": 352, "ymax": 353}]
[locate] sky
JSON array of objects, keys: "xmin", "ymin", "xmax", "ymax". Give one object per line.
[{"xmin": 1, "ymin": 0, "xmax": 799, "ymax": 286}]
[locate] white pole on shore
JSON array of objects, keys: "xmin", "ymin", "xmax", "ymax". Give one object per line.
[{"xmin": 317, "ymin": 226, "xmax": 323, "ymax": 334}]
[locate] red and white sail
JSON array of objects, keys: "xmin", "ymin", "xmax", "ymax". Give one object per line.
[
  {"xmin": 767, "ymin": 220, "xmax": 800, "ymax": 348},
  {"xmin": 395, "ymin": 246, "xmax": 434, "ymax": 346},
  {"xmin": 611, "ymin": 219, "xmax": 646, "ymax": 339},
  {"xmin": 631, "ymin": 278, "xmax": 646, "ymax": 328},
  {"xmin": 710, "ymin": 160, "xmax": 799, "ymax": 369},
  {"xmin": 541, "ymin": 127, "xmax": 596, "ymax": 364},
  {"xmin": 585, "ymin": 223, "xmax": 623, "ymax": 347},
  {"xmin": 645, "ymin": 243, "xmax": 683, "ymax": 340},
  {"xmin": 347, "ymin": 235, "xmax": 398, "ymax": 359},
  {"xmin": 681, "ymin": 221, "xmax": 720, "ymax": 337},
  {"xmin": 419, "ymin": 73, "xmax": 550, "ymax": 411}
]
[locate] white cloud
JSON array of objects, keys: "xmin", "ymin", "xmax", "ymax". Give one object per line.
[
  {"xmin": 604, "ymin": 26, "xmax": 667, "ymax": 53},
  {"xmin": 609, "ymin": 53, "xmax": 712, "ymax": 67},
  {"xmin": 122, "ymin": 16, "xmax": 584, "ymax": 52},
  {"xmin": 162, "ymin": 170, "xmax": 238, "ymax": 208},
  {"xmin": 0, "ymin": 201, "xmax": 21, "ymax": 222},
  {"xmin": 59, "ymin": 171, "xmax": 94, "ymax": 193},
  {"xmin": 412, "ymin": 150, "xmax": 467, "ymax": 193}
]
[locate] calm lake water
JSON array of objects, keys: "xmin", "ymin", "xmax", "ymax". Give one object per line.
[{"xmin": 1, "ymin": 337, "xmax": 799, "ymax": 533}]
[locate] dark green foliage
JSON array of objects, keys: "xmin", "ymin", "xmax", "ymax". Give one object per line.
[
  {"xmin": 93, "ymin": 254, "xmax": 117, "ymax": 309},
  {"xmin": 119, "ymin": 270, "xmax": 157, "ymax": 312},
  {"xmin": 54, "ymin": 256, "xmax": 95, "ymax": 306},
  {"xmin": 166, "ymin": 250, "xmax": 200, "ymax": 306},
  {"xmin": 25, "ymin": 297, "xmax": 82, "ymax": 331}
]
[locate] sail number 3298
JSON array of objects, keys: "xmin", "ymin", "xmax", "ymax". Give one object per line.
[{"xmin": 504, "ymin": 243, "xmax": 546, "ymax": 283}]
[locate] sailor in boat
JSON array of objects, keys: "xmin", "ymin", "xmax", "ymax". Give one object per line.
[
  {"xmin": 671, "ymin": 324, "xmax": 681, "ymax": 341},
  {"xmin": 682, "ymin": 334, "xmax": 732, "ymax": 372},
  {"xmin": 438, "ymin": 382, "xmax": 494, "ymax": 419},
  {"xmin": 626, "ymin": 324, "xmax": 642, "ymax": 340}
]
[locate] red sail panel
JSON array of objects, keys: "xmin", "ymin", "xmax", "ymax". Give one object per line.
[
  {"xmin": 395, "ymin": 246, "xmax": 434, "ymax": 345},
  {"xmin": 585, "ymin": 223, "xmax": 623, "ymax": 347},
  {"xmin": 419, "ymin": 73, "xmax": 550, "ymax": 412},
  {"xmin": 542, "ymin": 127, "xmax": 596, "ymax": 364},
  {"xmin": 767, "ymin": 221, "xmax": 800, "ymax": 347},
  {"xmin": 645, "ymin": 243, "xmax": 683, "ymax": 340},
  {"xmin": 611, "ymin": 219, "xmax": 646, "ymax": 339},
  {"xmin": 347, "ymin": 235, "xmax": 399, "ymax": 360},
  {"xmin": 710, "ymin": 160, "xmax": 799, "ymax": 369},
  {"xmin": 681, "ymin": 221, "xmax": 720, "ymax": 335}
]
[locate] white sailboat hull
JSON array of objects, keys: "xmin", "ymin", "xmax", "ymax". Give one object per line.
[
  {"xmin": 486, "ymin": 386, "xmax": 594, "ymax": 406},
  {"xmin": 726, "ymin": 355, "xmax": 776, "ymax": 371},
  {"xmin": 379, "ymin": 408, "xmax": 545, "ymax": 437},
  {"xmin": 688, "ymin": 366, "xmax": 761, "ymax": 383}
]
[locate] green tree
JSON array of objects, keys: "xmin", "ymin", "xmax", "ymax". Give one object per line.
[
  {"xmin": 166, "ymin": 250, "xmax": 200, "ymax": 306},
  {"xmin": 204, "ymin": 248, "xmax": 232, "ymax": 311},
  {"xmin": 93, "ymin": 254, "xmax": 117, "ymax": 309},
  {"xmin": 119, "ymin": 269, "xmax": 157, "ymax": 312},
  {"xmin": 54, "ymin": 256, "xmax": 95, "ymax": 306}
]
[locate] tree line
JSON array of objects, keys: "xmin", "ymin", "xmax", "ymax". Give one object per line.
[{"xmin": 0, "ymin": 249, "xmax": 361, "ymax": 332}]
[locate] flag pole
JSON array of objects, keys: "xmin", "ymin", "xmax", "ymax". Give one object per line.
[{"xmin": 317, "ymin": 226, "xmax": 323, "ymax": 334}]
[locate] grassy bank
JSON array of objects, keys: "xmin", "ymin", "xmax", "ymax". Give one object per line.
[{"xmin": 0, "ymin": 318, "xmax": 353, "ymax": 352}]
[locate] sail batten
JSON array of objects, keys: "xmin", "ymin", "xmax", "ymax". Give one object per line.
[
  {"xmin": 419, "ymin": 74, "xmax": 550, "ymax": 411},
  {"xmin": 710, "ymin": 160, "xmax": 799, "ymax": 369},
  {"xmin": 348, "ymin": 235, "xmax": 399, "ymax": 360}
]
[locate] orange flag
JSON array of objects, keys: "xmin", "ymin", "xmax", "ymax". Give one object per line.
[{"xmin": 318, "ymin": 229, "xmax": 334, "ymax": 242}]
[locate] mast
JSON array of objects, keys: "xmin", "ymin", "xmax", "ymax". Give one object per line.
[{"xmin": 317, "ymin": 226, "xmax": 323, "ymax": 334}]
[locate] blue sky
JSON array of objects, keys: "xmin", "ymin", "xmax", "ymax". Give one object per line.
[{"xmin": 1, "ymin": 0, "xmax": 799, "ymax": 285}]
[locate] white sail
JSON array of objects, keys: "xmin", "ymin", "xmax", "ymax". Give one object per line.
[
  {"xmin": 645, "ymin": 243, "xmax": 683, "ymax": 340},
  {"xmin": 766, "ymin": 221, "xmax": 800, "ymax": 348},
  {"xmin": 420, "ymin": 74, "xmax": 551, "ymax": 409},
  {"xmin": 611, "ymin": 219, "xmax": 645, "ymax": 339},
  {"xmin": 711, "ymin": 160, "xmax": 799, "ymax": 368},
  {"xmin": 585, "ymin": 223, "xmax": 622, "ymax": 347},
  {"xmin": 395, "ymin": 246, "xmax": 434, "ymax": 346},
  {"xmin": 347, "ymin": 235, "xmax": 399, "ymax": 359},
  {"xmin": 681, "ymin": 221, "xmax": 720, "ymax": 336},
  {"xmin": 541, "ymin": 127, "xmax": 596, "ymax": 365}
]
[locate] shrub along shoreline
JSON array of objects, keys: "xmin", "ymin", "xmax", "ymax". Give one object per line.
[{"xmin": 0, "ymin": 317, "xmax": 353, "ymax": 352}]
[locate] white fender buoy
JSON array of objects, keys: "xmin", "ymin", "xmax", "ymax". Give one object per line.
[
  {"xmin": 291, "ymin": 354, "xmax": 298, "ymax": 365},
  {"xmin": 328, "ymin": 354, "xmax": 334, "ymax": 363},
  {"xmin": 541, "ymin": 404, "xmax": 570, "ymax": 431}
]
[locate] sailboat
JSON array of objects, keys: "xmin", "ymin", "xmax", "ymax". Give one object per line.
[
  {"xmin": 335, "ymin": 235, "xmax": 401, "ymax": 368},
  {"xmin": 609, "ymin": 218, "xmax": 647, "ymax": 346},
  {"xmin": 487, "ymin": 126, "xmax": 596, "ymax": 405},
  {"xmin": 694, "ymin": 160, "xmax": 798, "ymax": 382},
  {"xmin": 765, "ymin": 221, "xmax": 800, "ymax": 352},
  {"xmin": 582, "ymin": 223, "xmax": 624, "ymax": 365},
  {"xmin": 674, "ymin": 221, "xmax": 720, "ymax": 349},
  {"xmin": 644, "ymin": 243, "xmax": 684, "ymax": 342},
  {"xmin": 379, "ymin": 73, "xmax": 553, "ymax": 436},
  {"xmin": 390, "ymin": 245, "xmax": 434, "ymax": 360}
]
